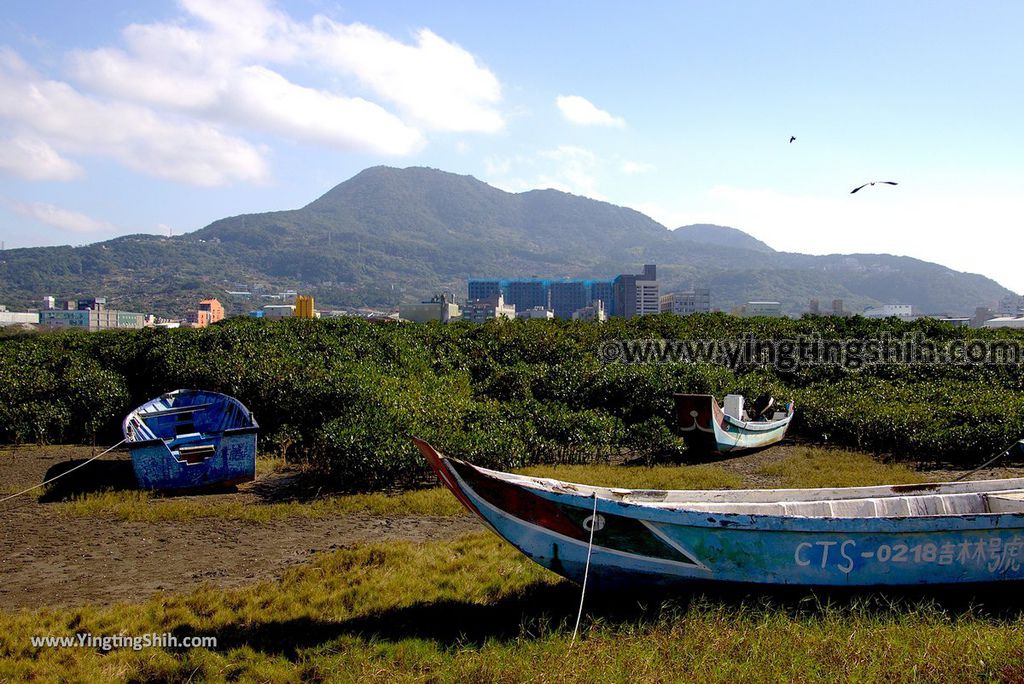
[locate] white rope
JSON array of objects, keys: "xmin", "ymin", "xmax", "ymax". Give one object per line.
[
  {"xmin": 0, "ymin": 438, "xmax": 127, "ymax": 505},
  {"xmin": 571, "ymin": 491, "xmax": 599, "ymax": 646}
]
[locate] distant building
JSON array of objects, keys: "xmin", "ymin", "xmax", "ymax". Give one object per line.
[
  {"xmin": 660, "ymin": 288, "xmax": 711, "ymax": 316},
  {"xmin": 613, "ymin": 264, "xmax": 659, "ymax": 318},
  {"xmin": 42, "ymin": 296, "xmax": 55, "ymax": 310},
  {"xmin": 808, "ymin": 299, "xmax": 820, "ymax": 315},
  {"xmin": 39, "ymin": 309, "xmax": 145, "ymax": 330},
  {"xmin": 549, "ymin": 281, "xmax": 588, "ymax": 319},
  {"xmin": 399, "ymin": 294, "xmax": 461, "ymax": 323},
  {"xmin": 863, "ymin": 304, "xmax": 914, "ymax": 319},
  {"xmin": 0, "ymin": 308, "xmax": 39, "ymax": 326},
  {"xmin": 293, "ymin": 295, "xmax": 317, "ymax": 319},
  {"xmin": 517, "ymin": 306, "xmax": 554, "ymax": 320},
  {"xmin": 972, "ymin": 307, "xmax": 997, "ymax": 328},
  {"xmin": 77, "ymin": 297, "xmax": 106, "ymax": 311},
  {"xmin": 998, "ymin": 295, "xmax": 1024, "ymax": 316},
  {"xmin": 462, "ymin": 293, "xmax": 516, "ymax": 324},
  {"xmin": 187, "ymin": 298, "xmax": 225, "ymax": 328},
  {"xmin": 467, "ymin": 265, "xmax": 657, "ymax": 320},
  {"xmin": 936, "ymin": 317, "xmax": 971, "ymax": 328},
  {"xmin": 832, "ymin": 299, "xmax": 846, "ymax": 316},
  {"xmin": 262, "ymin": 305, "xmax": 295, "ymax": 320},
  {"xmin": 743, "ymin": 301, "xmax": 783, "ymax": 317},
  {"xmin": 572, "ymin": 299, "xmax": 607, "ymax": 322},
  {"xmin": 983, "ymin": 316, "xmax": 1024, "ymax": 329}
]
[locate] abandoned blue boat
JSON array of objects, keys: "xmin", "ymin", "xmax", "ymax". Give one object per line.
[
  {"xmin": 123, "ymin": 390, "xmax": 258, "ymax": 491},
  {"xmin": 675, "ymin": 393, "xmax": 794, "ymax": 455},
  {"xmin": 416, "ymin": 438, "xmax": 1024, "ymax": 587}
]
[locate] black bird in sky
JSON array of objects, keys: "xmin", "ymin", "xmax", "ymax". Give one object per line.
[
  {"xmin": 850, "ymin": 181, "xmax": 898, "ymax": 194},
  {"xmin": 789, "ymin": 136, "xmax": 796, "ymax": 143}
]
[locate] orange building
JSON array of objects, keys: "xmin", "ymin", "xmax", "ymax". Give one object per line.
[{"xmin": 188, "ymin": 299, "xmax": 225, "ymax": 328}]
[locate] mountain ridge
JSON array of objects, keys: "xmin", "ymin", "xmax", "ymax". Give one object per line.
[{"xmin": 0, "ymin": 166, "xmax": 1014, "ymax": 317}]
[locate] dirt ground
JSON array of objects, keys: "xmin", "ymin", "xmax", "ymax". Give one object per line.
[
  {"xmin": 0, "ymin": 445, "xmax": 483, "ymax": 612},
  {"xmin": 4, "ymin": 442, "xmax": 1024, "ymax": 613}
]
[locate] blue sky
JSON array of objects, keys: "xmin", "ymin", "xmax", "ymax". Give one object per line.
[{"xmin": 1, "ymin": 0, "xmax": 1022, "ymax": 293}]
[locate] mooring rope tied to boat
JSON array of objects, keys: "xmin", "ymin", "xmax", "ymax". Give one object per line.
[
  {"xmin": 0, "ymin": 438, "xmax": 128, "ymax": 505},
  {"xmin": 954, "ymin": 438, "xmax": 1024, "ymax": 482},
  {"xmin": 571, "ymin": 491, "xmax": 599, "ymax": 647}
]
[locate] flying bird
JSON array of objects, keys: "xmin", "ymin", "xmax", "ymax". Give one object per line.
[
  {"xmin": 850, "ymin": 181, "xmax": 898, "ymax": 194},
  {"xmin": 789, "ymin": 136, "xmax": 796, "ymax": 143}
]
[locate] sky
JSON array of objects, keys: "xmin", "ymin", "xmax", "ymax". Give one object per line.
[{"xmin": 1, "ymin": 0, "xmax": 1022, "ymax": 292}]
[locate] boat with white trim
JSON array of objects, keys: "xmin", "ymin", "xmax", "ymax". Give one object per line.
[
  {"xmin": 415, "ymin": 437, "xmax": 1024, "ymax": 587},
  {"xmin": 675, "ymin": 393, "xmax": 793, "ymax": 455}
]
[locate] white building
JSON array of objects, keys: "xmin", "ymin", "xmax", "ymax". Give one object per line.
[
  {"xmin": 744, "ymin": 301, "xmax": 782, "ymax": 317},
  {"xmin": 572, "ymin": 300, "xmax": 607, "ymax": 322},
  {"xmin": 863, "ymin": 304, "xmax": 914, "ymax": 319},
  {"xmin": 636, "ymin": 278, "xmax": 660, "ymax": 316},
  {"xmin": 399, "ymin": 294, "xmax": 461, "ymax": 323},
  {"xmin": 983, "ymin": 316, "xmax": 1024, "ymax": 329},
  {"xmin": 0, "ymin": 307, "xmax": 39, "ymax": 326},
  {"xmin": 517, "ymin": 306, "xmax": 554, "ymax": 320},
  {"xmin": 660, "ymin": 289, "xmax": 711, "ymax": 315},
  {"xmin": 462, "ymin": 293, "xmax": 516, "ymax": 324},
  {"xmin": 262, "ymin": 304, "xmax": 296, "ymax": 320}
]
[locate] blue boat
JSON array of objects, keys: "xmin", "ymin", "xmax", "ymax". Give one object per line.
[
  {"xmin": 123, "ymin": 390, "xmax": 258, "ymax": 491},
  {"xmin": 415, "ymin": 438, "xmax": 1024, "ymax": 587},
  {"xmin": 675, "ymin": 393, "xmax": 794, "ymax": 455}
]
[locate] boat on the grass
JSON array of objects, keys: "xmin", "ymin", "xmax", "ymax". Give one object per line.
[
  {"xmin": 123, "ymin": 390, "xmax": 258, "ymax": 491},
  {"xmin": 415, "ymin": 437, "xmax": 1024, "ymax": 587},
  {"xmin": 675, "ymin": 393, "xmax": 794, "ymax": 455}
]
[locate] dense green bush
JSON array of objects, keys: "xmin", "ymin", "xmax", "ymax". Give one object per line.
[{"xmin": 1, "ymin": 314, "xmax": 1023, "ymax": 488}]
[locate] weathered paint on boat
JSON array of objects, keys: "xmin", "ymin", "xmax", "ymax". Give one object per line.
[
  {"xmin": 415, "ymin": 438, "xmax": 1024, "ymax": 587},
  {"xmin": 675, "ymin": 394, "xmax": 793, "ymax": 454},
  {"xmin": 123, "ymin": 390, "xmax": 258, "ymax": 491}
]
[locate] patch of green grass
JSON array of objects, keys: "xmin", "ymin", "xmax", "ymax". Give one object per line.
[
  {"xmin": 55, "ymin": 463, "xmax": 743, "ymax": 522},
  {"xmin": 56, "ymin": 486, "xmax": 465, "ymax": 522},
  {"xmin": 518, "ymin": 463, "xmax": 745, "ymax": 490},
  {"xmin": 761, "ymin": 447, "xmax": 932, "ymax": 488},
  {"xmin": 3, "ymin": 533, "xmax": 1024, "ymax": 682}
]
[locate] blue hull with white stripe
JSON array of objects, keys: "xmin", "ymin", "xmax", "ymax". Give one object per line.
[{"xmin": 415, "ymin": 438, "xmax": 1024, "ymax": 587}]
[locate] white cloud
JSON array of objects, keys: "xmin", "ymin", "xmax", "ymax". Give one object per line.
[
  {"xmin": 536, "ymin": 146, "xmax": 604, "ymax": 199},
  {"xmin": 556, "ymin": 95, "xmax": 625, "ymax": 128},
  {"xmin": 6, "ymin": 199, "xmax": 113, "ymax": 233},
  {"xmin": 0, "ymin": 136, "xmax": 82, "ymax": 181},
  {"xmin": 309, "ymin": 24, "xmax": 503, "ymax": 133},
  {"xmin": 621, "ymin": 160, "xmax": 654, "ymax": 175},
  {"xmin": 69, "ymin": 0, "xmax": 501, "ymax": 151},
  {"xmin": 0, "ymin": 56, "xmax": 269, "ymax": 186}
]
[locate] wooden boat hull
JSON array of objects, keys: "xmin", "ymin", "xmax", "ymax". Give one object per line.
[
  {"xmin": 123, "ymin": 390, "xmax": 258, "ymax": 491},
  {"xmin": 415, "ymin": 438, "xmax": 1024, "ymax": 587},
  {"xmin": 675, "ymin": 394, "xmax": 793, "ymax": 454}
]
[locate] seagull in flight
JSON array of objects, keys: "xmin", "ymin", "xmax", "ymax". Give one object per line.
[
  {"xmin": 850, "ymin": 181, "xmax": 898, "ymax": 194},
  {"xmin": 789, "ymin": 136, "xmax": 796, "ymax": 143}
]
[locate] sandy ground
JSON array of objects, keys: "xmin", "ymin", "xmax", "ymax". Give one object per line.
[
  {"xmin": 0, "ymin": 445, "xmax": 482, "ymax": 611},
  {"xmin": 4, "ymin": 441, "xmax": 1024, "ymax": 612}
]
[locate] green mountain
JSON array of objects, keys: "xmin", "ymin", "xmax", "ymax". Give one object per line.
[{"xmin": 0, "ymin": 166, "xmax": 1014, "ymax": 317}]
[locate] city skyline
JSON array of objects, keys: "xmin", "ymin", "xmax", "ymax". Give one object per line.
[{"xmin": 1, "ymin": 1, "xmax": 1022, "ymax": 292}]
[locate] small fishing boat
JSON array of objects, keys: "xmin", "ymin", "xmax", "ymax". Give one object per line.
[
  {"xmin": 123, "ymin": 390, "xmax": 258, "ymax": 491},
  {"xmin": 415, "ymin": 438, "xmax": 1024, "ymax": 587},
  {"xmin": 675, "ymin": 393, "xmax": 794, "ymax": 454}
]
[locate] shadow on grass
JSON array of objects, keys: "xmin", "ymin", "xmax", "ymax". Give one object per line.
[
  {"xmin": 38, "ymin": 458, "xmax": 241, "ymax": 501},
  {"xmin": 38, "ymin": 458, "xmax": 137, "ymax": 502},
  {"xmin": 179, "ymin": 578, "xmax": 1024, "ymax": 659}
]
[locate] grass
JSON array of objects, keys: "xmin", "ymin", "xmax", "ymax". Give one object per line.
[
  {"xmin": 760, "ymin": 447, "xmax": 932, "ymax": 489},
  {"xmin": 518, "ymin": 463, "xmax": 745, "ymax": 490},
  {"xmin": 53, "ymin": 462, "xmax": 746, "ymax": 522},
  {"xmin": 4, "ymin": 533, "xmax": 1024, "ymax": 682},
  {"xmin": 56, "ymin": 487, "xmax": 466, "ymax": 522}
]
